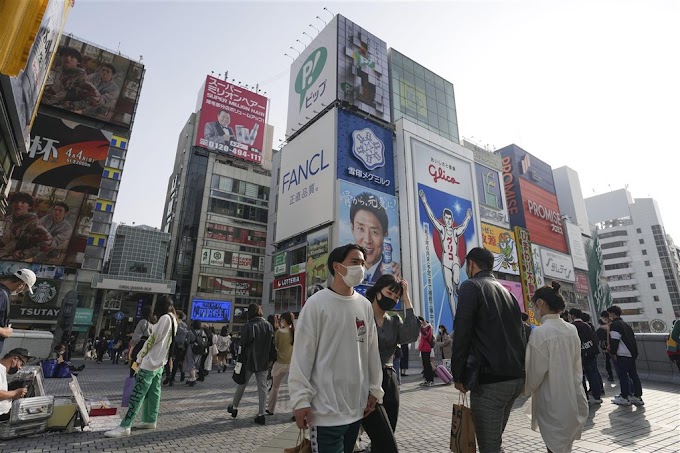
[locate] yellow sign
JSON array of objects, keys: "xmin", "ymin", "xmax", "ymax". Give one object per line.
[{"xmin": 481, "ymin": 223, "xmax": 514, "ymax": 254}]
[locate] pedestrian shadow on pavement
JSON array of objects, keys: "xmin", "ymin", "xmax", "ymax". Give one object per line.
[{"xmin": 600, "ymin": 407, "xmax": 651, "ymax": 447}]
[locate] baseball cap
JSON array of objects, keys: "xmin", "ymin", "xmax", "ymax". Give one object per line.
[
  {"xmin": 14, "ymin": 268, "xmax": 36, "ymax": 294},
  {"xmin": 7, "ymin": 348, "xmax": 34, "ymax": 362}
]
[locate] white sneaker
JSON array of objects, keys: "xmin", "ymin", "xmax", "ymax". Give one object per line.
[
  {"xmin": 611, "ymin": 395, "xmax": 631, "ymax": 406},
  {"xmin": 588, "ymin": 395, "xmax": 603, "ymax": 404},
  {"xmin": 133, "ymin": 421, "xmax": 157, "ymax": 429},
  {"xmin": 104, "ymin": 426, "xmax": 131, "ymax": 437},
  {"xmin": 628, "ymin": 396, "xmax": 644, "ymax": 406}
]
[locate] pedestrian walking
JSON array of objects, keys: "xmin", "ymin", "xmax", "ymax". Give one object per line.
[
  {"xmin": 184, "ymin": 320, "xmax": 207, "ymax": 387},
  {"xmin": 597, "ymin": 312, "xmax": 614, "ymax": 382},
  {"xmin": 568, "ymin": 308, "xmax": 602, "ymax": 404},
  {"xmin": 111, "ymin": 337, "xmax": 123, "ymax": 364},
  {"xmin": 399, "ymin": 343, "xmax": 410, "ymax": 377},
  {"xmin": 168, "ymin": 310, "xmax": 189, "ymax": 384},
  {"xmin": 288, "ymin": 244, "xmax": 383, "ymax": 452},
  {"xmin": 129, "ymin": 306, "xmax": 154, "ymax": 376},
  {"xmin": 266, "ymin": 311, "xmax": 295, "ymax": 415},
  {"xmin": 216, "ymin": 326, "xmax": 231, "ymax": 373},
  {"xmin": 105, "ymin": 295, "xmax": 177, "ymax": 437},
  {"xmin": 227, "ymin": 303, "xmax": 273, "ymax": 425},
  {"xmin": 95, "ymin": 337, "xmax": 107, "ymax": 363},
  {"xmin": 435, "ymin": 324, "xmax": 452, "ymax": 362},
  {"xmin": 417, "ymin": 317, "xmax": 435, "ymax": 386},
  {"xmin": 607, "ymin": 305, "xmax": 644, "ymax": 406},
  {"xmin": 198, "ymin": 326, "xmax": 212, "ymax": 380},
  {"xmin": 362, "ymin": 275, "xmax": 419, "ymax": 452},
  {"xmin": 524, "ymin": 282, "xmax": 588, "ymax": 453},
  {"xmin": 451, "ymin": 247, "xmax": 526, "ymax": 453}
]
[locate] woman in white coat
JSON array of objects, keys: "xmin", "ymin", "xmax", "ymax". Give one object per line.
[{"xmin": 524, "ymin": 282, "xmax": 588, "ymax": 453}]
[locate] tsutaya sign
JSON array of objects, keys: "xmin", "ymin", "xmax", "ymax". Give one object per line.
[{"xmin": 92, "ymin": 277, "xmax": 174, "ymax": 294}]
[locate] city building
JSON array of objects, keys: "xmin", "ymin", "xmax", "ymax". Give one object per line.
[
  {"xmin": 91, "ymin": 224, "xmax": 176, "ymax": 338},
  {"xmin": 163, "ymin": 75, "xmax": 273, "ymax": 332},
  {"xmin": 585, "ymin": 189, "xmax": 680, "ymax": 332},
  {"xmin": 553, "ymin": 166, "xmax": 591, "ymax": 236}
]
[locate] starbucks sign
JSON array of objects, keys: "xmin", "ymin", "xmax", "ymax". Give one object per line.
[{"xmin": 26, "ymin": 279, "xmax": 59, "ymax": 305}]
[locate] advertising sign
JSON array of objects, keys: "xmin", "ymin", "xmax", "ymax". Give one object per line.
[
  {"xmin": 337, "ymin": 180, "xmax": 400, "ymax": 285},
  {"xmin": 411, "ymin": 138, "xmax": 477, "ymax": 329},
  {"xmin": 196, "ymin": 75, "xmax": 268, "ymax": 164},
  {"xmin": 336, "ymin": 15, "xmax": 390, "ymax": 123},
  {"xmin": 575, "ymin": 271, "xmax": 590, "ymax": 294},
  {"xmin": 15, "ymin": 114, "xmax": 110, "ymax": 194},
  {"xmin": 24, "ymin": 278, "xmax": 60, "ymax": 306},
  {"xmin": 336, "ymin": 109, "xmax": 394, "ymax": 195},
  {"xmin": 520, "ymin": 179, "xmax": 567, "ymax": 253},
  {"xmin": 73, "ymin": 307, "xmax": 94, "ymax": 325},
  {"xmin": 501, "ymin": 153, "xmax": 525, "ymax": 228},
  {"xmin": 306, "ymin": 228, "xmax": 329, "ymax": 297},
  {"xmin": 273, "ymin": 252, "xmax": 287, "ymax": 276},
  {"xmin": 514, "ymin": 227, "xmax": 537, "ymax": 316},
  {"xmin": 10, "ymin": 305, "xmax": 60, "ymax": 320},
  {"xmin": 531, "ymin": 243, "xmax": 545, "ymax": 288},
  {"xmin": 274, "ymin": 272, "xmax": 306, "ymax": 291},
  {"xmin": 480, "ymin": 223, "xmax": 519, "ymax": 275},
  {"xmin": 0, "ymin": 261, "xmax": 64, "ymax": 279},
  {"xmin": 276, "ymin": 109, "xmax": 336, "ymax": 242},
  {"xmin": 474, "ymin": 163, "xmax": 509, "ymax": 228},
  {"xmin": 540, "ymin": 246, "xmax": 575, "ymax": 282},
  {"xmin": 565, "ymin": 222, "xmax": 589, "ymax": 270},
  {"xmin": 497, "ymin": 279, "xmax": 525, "ymax": 313},
  {"xmin": 191, "ymin": 299, "xmax": 232, "ymax": 322},
  {"xmin": 286, "ymin": 15, "xmax": 338, "ymax": 137},
  {"xmin": 499, "ymin": 144, "xmax": 556, "ymax": 195},
  {"xmin": 203, "ymin": 277, "xmax": 262, "ymax": 298},
  {"xmin": 3, "ymin": 0, "xmax": 72, "ymax": 152},
  {"xmin": 1, "ymin": 182, "xmax": 97, "ymax": 267},
  {"xmin": 208, "ymin": 249, "xmax": 225, "ymax": 267},
  {"xmin": 587, "ymin": 233, "xmax": 611, "ymax": 314},
  {"xmin": 41, "ymin": 35, "xmax": 145, "ymax": 129}
]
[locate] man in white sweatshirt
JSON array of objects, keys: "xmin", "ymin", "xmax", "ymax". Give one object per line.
[{"xmin": 289, "ymin": 244, "xmax": 384, "ymax": 453}]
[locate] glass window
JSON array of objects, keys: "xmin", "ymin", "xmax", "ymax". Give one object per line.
[
  {"xmin": 100, "ymin": 178, "xmax": 119, "ymax": 190},
  {"xmin": 99, "ymin": 188, "xmax": 117, "ymax": 201},
  {"xmin": 651, "ymin": 284, "xmax": 656, "ymax": 289},
  {"xmin": 642, "ymin": 250, "xmax": 647, "ymax": 255},
  {"xmin": 648, "ymin": 272, "xmax": 653, "ymax": 277},
  {"xmin": 653, "ymin": 296, "xmax": 660, "ymax": 301},
  {"xmin": 639, "ymin": 238, "xmax": 644, "ymax": 244},
  {"xmin": 636, "ymin": 228, "xmax": 642, "ymax": 233}
]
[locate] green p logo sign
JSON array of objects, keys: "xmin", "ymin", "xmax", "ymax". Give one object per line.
[{"xmin": 295, "ymin": 47, "xmax": 327, "ymax": 111}]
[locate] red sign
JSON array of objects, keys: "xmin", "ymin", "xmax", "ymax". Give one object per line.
[
  {"xmin": 519, "ymin": 179, "xmax": 567, "ymax": 253},
  {"xmin": 196, "ymin": 75, "xmax": 268, "ymax": 164},
  {"xmin": 274, "ymin": 272, "xmax": 305, "ymax": 291},
  {"xmin": 575, "ymin": 271, "xmax": 590, "ymax": 294}
]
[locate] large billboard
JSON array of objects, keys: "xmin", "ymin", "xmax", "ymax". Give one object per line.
[
  {"xmin": 195, "ymin": 75, "xmax": 268, "ymax": 165},
  {"xmin": 475, "ymin": 163, "xmax": 509, "ymax": 228},
  {"xmin": 286, "ymin": 16, "xmax": 338, "ymax": 137},
  {"xmin": 336, "ymin": 109, "xmax": 394, "ymax": 195},
  {"xmin": 0, "ymin": 182, "xmax": 97, "ymax": 267},
  {"xmin": 480, "ymin": 223, "xmax": 519, "ymax": 275},
  {"xmin": 306, "ymin": 228, "xmax": 329, "ymax": 297},
  {"xmin": 2, "ymin": 0, "xmax": 72, "ymax": 152},
  {"xmin": 336, "ymin": 15, "xmax": 390, "ymax": 123},
  {"xmin": 520, "ymin": 179, "xmax": 567, "ymax": 253},
  {"xmin": 411, "ymin": 138, "xmax": 478, "ymax": 330},
  {"xmin": 40, "ymin": 35, "xmax": 144, "ymax": 129},
  {"xmin": 15, "ymin": 114, "xmax": 110, "ymax": 194},
  {"xmin": 499, "ymin": 144, "xmax": 556, "ymax": 195},
  {"xmin": 276, "ymin": 110, "xmax": 336, "ymax": 242},
  {"xmin": 337, "ymin": 180, "xmax": 400, "ymax": 285},
  {"xmin": 497, "ymin": 279, "xmax": 525, "ymax": 314},
  {"xmin": 539, "ymin": 246, "xmax": 575, "ymax": 282},
  {"xmin": 565, "ymin": 221, "xmax": 589, "ymax": 270}
]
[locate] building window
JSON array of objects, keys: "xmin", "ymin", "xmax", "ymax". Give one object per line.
[
  {"xmin": 651, "ymin": 283, "xmax": 656, "ymax": 289},
  {"xmin": 644, "ymin": 260, "xmax": 650, "ymax": 266},
  {"xmin": 653, "ymin": 296, "xmax": 660, "ymax": 301},
  {"xmin": 657, "ymin": 308, "xmax": 663, "ymax": 314},
  {"xmin": 648, "ymin": 272, "xmax": 653, "ymax": 278},
  {"xmin": 642, "ymin": 250, "xmax": 647, "ymax": 255},
  {"xmin": 636, "ymin": 228, "xmax": 642, "ymax": 234},
  {"xmin": 639, "ymin": 238, "xmax": 644, "ymax": 244}
]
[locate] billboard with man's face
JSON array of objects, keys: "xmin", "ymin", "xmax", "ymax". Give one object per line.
[
  {"xmin": 195, "ymin": 75, "xmax": 268, "ymax": 165},
  {"xmin": 41, "ymin": 35, "xmax": 144, "ymax": 129}
]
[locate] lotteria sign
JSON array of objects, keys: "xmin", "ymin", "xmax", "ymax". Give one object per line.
[{"xmin": 274, "ymin": 273, "xmax": 305, "ymax": 290}]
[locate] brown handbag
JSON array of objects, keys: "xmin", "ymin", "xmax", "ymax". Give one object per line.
[{"xmin": 283, "ymin": 428, "xmax": 311, "ymax": 453}]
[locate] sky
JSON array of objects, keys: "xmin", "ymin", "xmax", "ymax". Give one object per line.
[{"xmin": 62, "ymin": 0, "xmax": 680, "ymax": 241}]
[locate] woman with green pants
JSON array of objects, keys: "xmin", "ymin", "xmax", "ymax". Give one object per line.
[{"xmin": 105, "ymin": 295, "xmax": 177, "ymax": 437}]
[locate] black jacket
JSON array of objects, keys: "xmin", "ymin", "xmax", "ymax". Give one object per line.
[
  {"xmin": 451, "ymin": 271, "xmax": 526, "ymax": 385},
  {"xmin": 240, "ymin": 316, "xmax": 273, "ymax": 373},
  {"xmin": 609, "ymin": 317, "xmax": 638, "ymax": 359},
  {"xmin": 573, "ymin": 320, "xmax": 599, "ymax": 360}
]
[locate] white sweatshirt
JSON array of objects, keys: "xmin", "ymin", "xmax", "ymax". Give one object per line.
[
  {"xmin": 288, "ymin": 288, "xmax": 384, "ymax": 427},
  {"xmin": 137, "ymin": 313, "xmax": 177, "ymax": 371}
]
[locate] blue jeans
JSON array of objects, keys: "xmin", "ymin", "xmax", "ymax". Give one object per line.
[
  {"xmin": 583, "ymin": 357, "xmax": 601, "ymax": 399},
  {"xmin": 614, "ymin": 356, "xmax": 642, "ymax": 399}
]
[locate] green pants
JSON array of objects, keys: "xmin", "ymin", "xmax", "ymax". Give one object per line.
[{"xmin": 121, "ymin": 367, "xmax": 163, "ymax": 428}]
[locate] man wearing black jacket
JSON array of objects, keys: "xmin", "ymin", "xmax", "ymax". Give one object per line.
[
  {"xmin": 451, "ymin": 248, "xmax": 526, "ymax": 453},
  {"xmin": 228, "ymin": 303, "xmax": 273, "ymax": 424},
  {"xmin": 607, "ymin": 305, "xmax": 643, "ymax": 406},
  {"xmin": 569, "ymin": 309, "xmax": 602, "ymax": 404}
]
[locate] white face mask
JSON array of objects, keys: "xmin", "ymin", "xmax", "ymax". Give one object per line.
[{"xmin": 338, "ymin": 264, "xmax": 365, "ymax": 288}]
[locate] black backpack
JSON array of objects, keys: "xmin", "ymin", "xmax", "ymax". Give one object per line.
[{"xmin": 192, "ymin": 329, "xmax": 208, "ymax": 355}]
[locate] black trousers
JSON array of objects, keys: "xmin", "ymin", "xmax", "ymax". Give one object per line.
[
  {"xmin": 171, "ymin": 347, "xmax": 187, "ymax": 380},
  {"xmin": 604, "ymin": 352, "xmax": 613, "ymax": 378},
  {"xmin": 421, "ymin": 351, "xmax": 434, "ymax": 382},
  {"xmin": 362, "ymin": 367, "xmax": 399, "ymax": 453}
]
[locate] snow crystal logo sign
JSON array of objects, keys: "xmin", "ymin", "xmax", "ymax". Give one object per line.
[{"xmin": 351, "ymin": 128, "xmax": 385, "ymax": 171}]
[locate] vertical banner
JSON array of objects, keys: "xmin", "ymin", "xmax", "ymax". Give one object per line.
[
  {"xmin": 515, "ymin": 227, "xmax": 538, "ymax": 324},
  {"xmin": 531, "ymin": 244, "xmax": 545, "ymax": 288},
  {"xmin": 411, "ymin": 139, "xmax": 477, "ymax": 330},
  {"xmin": 306, "ymin": 228, "xmax": 330, "ymax": 298}
]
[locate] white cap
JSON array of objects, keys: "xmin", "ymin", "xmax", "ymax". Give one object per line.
[{"xmin": 14, "ymin": 269, "xmax": 36, "ymax": 294}]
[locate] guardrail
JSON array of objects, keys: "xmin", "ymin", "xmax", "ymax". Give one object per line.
[{"xmin": 627, "ymin": 333, "xmax": 679, "ymax": 385}]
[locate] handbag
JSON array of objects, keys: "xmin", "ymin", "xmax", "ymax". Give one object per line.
[
  {"xmin": 121, "ymin": 376, "xmax": 136, "ymax": 407},
  {"xmin": 232, "ymin": 345, "xmax": 247, "ymax": 385},
  {"xmin": 283, "ymin": 429, "xmax": 311, "ymax": 453},
  {"xmin": 450, "ymin": 393, "xmax": 476, "ymax": 453}
]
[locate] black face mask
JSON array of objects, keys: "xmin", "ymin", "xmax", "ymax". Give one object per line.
[
  {"xmin": 377, "ymin": 296, "xmax": 398, "ymax": 312},
  {"xmin": 8, "ymin": 365, "xmax": 19, "ymax": 375}
]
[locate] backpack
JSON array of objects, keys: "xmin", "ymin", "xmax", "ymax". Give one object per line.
[
  {"xmin": 192, "ymin": 329, "xmax": 208, "ymax": 355},
  {"xmin": 174, "ymin": 321, "xmax": 189, "ymax": 348},
  {"xmin": 429, "ymin": 329, "xmax": 435, "ymax": 348},
  {"xmin": 667, "ymin": 333, "xmax": 680, "ymax": 360}
]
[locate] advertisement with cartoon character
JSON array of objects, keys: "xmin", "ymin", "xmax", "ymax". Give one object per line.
[{"xmin": 480, "ymin": 223, "xmax": 519, "ymax": 275}]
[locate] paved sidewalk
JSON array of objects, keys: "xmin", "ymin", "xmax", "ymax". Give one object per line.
[{"xmin": 1, "ymin": 360, "xmax": 678, "ymax": 452}]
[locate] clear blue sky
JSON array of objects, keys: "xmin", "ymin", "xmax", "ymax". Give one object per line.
[{"xmin": 63, "ymin": 0, "xmax": 680, "ymax": 241}]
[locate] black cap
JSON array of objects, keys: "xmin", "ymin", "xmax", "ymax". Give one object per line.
[{"xmin": 7, "ymin": 348, "xmax": 33, "ymax": 361}]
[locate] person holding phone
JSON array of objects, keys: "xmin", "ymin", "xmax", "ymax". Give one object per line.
[{"xmin": 0, "ymin": 348, "xmax": 33, "ymax": 421}]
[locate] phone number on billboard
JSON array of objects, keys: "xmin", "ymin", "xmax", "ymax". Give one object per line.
[{"xmin": 200, "ymin": 139, "xmax": 262, "ymax": 164}]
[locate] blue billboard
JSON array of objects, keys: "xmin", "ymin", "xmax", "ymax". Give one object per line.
[
  {"xmin": 498, "ymin": 144, "xmax": 556, "ymax": 195},
  {"xmin": 336, "ymin": 109, "xmax": 394, "ymax": 195},
  {"xmin": 191, "ymin": 299, "xmax": 232, "ymax": 322}
]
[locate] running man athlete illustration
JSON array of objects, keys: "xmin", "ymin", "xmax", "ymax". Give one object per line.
[{"xmin": 419, "ymin": 189, "xmax": 473, "ymax": 316}]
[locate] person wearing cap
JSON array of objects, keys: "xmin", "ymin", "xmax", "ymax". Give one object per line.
[
  {"xmin": 0, "ymin": 348, "xmax": 32, "ymax": 421},
  {"xmin": 0, "ymin": 269, "xmax": 37, "ymax": 353},
  {"xmin": 0, "ymin": 192, "xmax": 54, "ymax": 261}
]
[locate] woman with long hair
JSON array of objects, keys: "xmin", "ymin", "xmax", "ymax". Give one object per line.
[
  {"xmin": 524, "ymin": 282, "xmax": 588, "ymax": 452},
  {"xmin": 128, "ymin": 305, "xmax": 154, "ymax": 376},
  {"xmin": 435, "ymin": 324, "xmax": 452, "ymax": 363},
  {"xmin": 105, "ymin": 295, "xmax": 177, "ymax": 437},
  {"xmin": 362, "ymin": 275, "xmax": 419, "ymax": 453},
  {"xmin": 216, "ymin": 326, "xmax": 231, "ymax": 373},
  {"xmin": 266, "ymin": 311, "xmax": 295, "ymax": 415}
]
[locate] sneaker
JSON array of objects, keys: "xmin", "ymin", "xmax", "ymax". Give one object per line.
[
  {"xmin": 611, "ymin": 395, "xmax": 632, "ymax": 406},
  {"xmin": 427, "ymin": 381, "xmax": 434, "ymax": 387},
  {"xmin": 419, "ymin": 381, "xmax": 429, "ymax": 387},
  {"xmin": 227, "ymin": 405, "xmax": 238, "ymax": 418},
  {"xmin": 254, "ymin": 414, "xmax": 266, "ymax": 425},
  {"xmin": 104, "ymin": 426, "xmax": 131, "ymax": 438},
  {"xmin": 133, "ymin": 421, "xmax": 156, "ymax": 430},
  {"xmin": 265, "ymin": 410, "xmax": 274, "ymax": 416},
  {"xmin": 628, "ymin": 396, "xmax": 644, "ymax": 406},
  {"xmin": 180, "ymin": 372, "xmax": 185, "ymax": 382},
  {"xmin": 588, "ymin": 395, "xmax": 603, "ymax": 404},
  {"xmin": 168, "ymin": 380, "xmax": 174, "ymax": 387}
]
